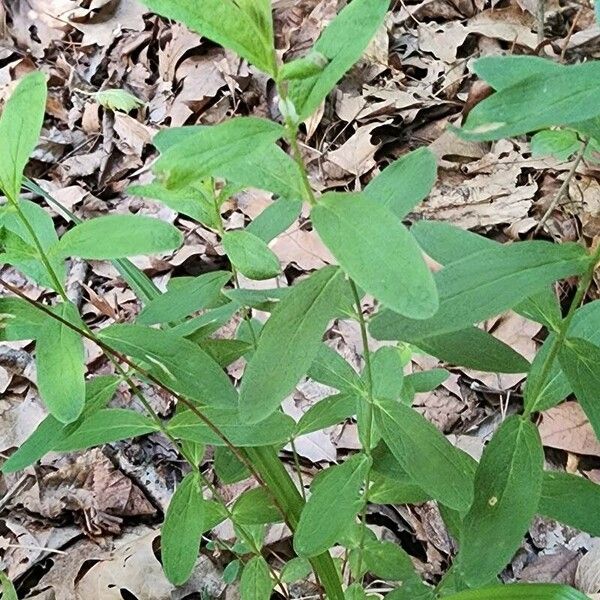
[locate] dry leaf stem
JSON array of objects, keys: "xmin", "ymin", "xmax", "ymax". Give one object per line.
[{"xmin": 534, "ymin": 137, "xmax": 589, "ymax": 235}]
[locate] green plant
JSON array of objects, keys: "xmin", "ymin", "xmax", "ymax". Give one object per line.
[{"xmin": 1, "ymin": 4, "xmax": 600, "ymax": 600}]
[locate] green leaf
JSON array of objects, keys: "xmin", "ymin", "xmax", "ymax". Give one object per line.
[
  {"xmin": 456, "ymin": 416, "xmax": 543, "ymax": 587},
  {"xmin": 531, "ymin": 129, "xmax": 581, "ymax": 161},
  {"xmin": 91, "ymin": 88, "xmax": 144, "ymax": 112},
  {"xmin": 3, "ymin": 199, "xmax": 59, "ymax": 256},
  {"xmin": 312, "ymin": 193, "xmax": 438, "ymax": 319},
  {"xmin": 523, "ymin": 333, "xmax": 569, "ymax": 414},
  {"xmin": 413, "ymin": 327, "xmax": 530, "ymax": 374},
  {"xmin": 23, "ymin": 178, "xmax": 162, "ymax": 305},
  {"xmin": 239, "ymin": 266, "xmax": 344, "ymax": 423},
  {"xmin": 53, "ymin": 409, "xmax": 159, "ymax": 452},
  {"xmin": 411, "ymin": 220, "xmax": 495, "ymax": 264},
  {"xmin": 410, "ymin": 220, "xmax": 562, "ymax": 329},
  {"xmin": 405, "ymin": 369, "xmax": 449, "ymax": 393},
  {"xmin": 370, "ymin": 241, "xmax": 588, "ymax": 341},
  {"xmin": 369, "ymin": 443, "xmax": 431, "ymax": 505},
  {"xmin": 36, "ymin": 302, "xmax": 85, "ymax": 423},
  {"xmin": 1, "ymin": 200, "xmax": 65, "ymax": 290},
  {"xmin": 153, "ymin": 118, "xmax": 285, "ymax": 189},
  {"xmin": 279, "ymin": 52, "xmax": 329, "ymax": 81},
  {"xmin": 345, "ymin": 583, "xmax": 368, "ymax": 600},
  {"xmin": 240, "ymin": 556, "xmax": 273, "ymax": 600},
  {"xmin": 0, "ymin": 72, "xmax": 46, "ymax": 202},
  {"xmin": 308, "ymin": 344, "xmax": 362, "ymax": 392},
  {"xmin": 558, "ymin": 337, "xmax": 600, "ymax": 437},
  {"xmin": 525, "ymin": 300, "xmax": 600, "ymax": 413},
  {"xmin": 371, "ymin": 346, "xmax": 404, "ymax": 400},
  {"xmin": 2, "ymin": 417, "xmax": 64, "ymax": 474},
  {"xmin": 232, "ymin": 488, "xmax": 282, "ymax": 525},
  {"xmin": 2, "ymin": 376, "xmax": 120, "ymax": 473},
  {"xmin": 214, "ymin": 446, "xmax": 250, "ymax": 484},
  {"xmin": 280, "ymin": 557, "xmax": 312, "ymax": 583},
  {"xmin": 361, "ymin": 539, "xmax": 418, "ymax": 581},
  {"xmin": 0, "ymin": 297, "xmax": 48, "ymax": 341},
  {"xmin": 224, "ymin": 287, "xmax": 289, "ymax": 311},
  {"xmin": 56, "ymin": 214, "xmax": 182, "ymax": 259},
  {"xmin": 223, "ymin": 560, "xmax": 242, "ymax": 584},
  {"xmin": 473, "ymin": 55, "xmax": 563, "ymax": 90},
  {"xmin": 142, "ymin": 0, "xmax": 275, "ymax": 75},
  {"xmin": 98, "ymin": 324, "xmax": 237, "ymax": 408},
  {"xmin": 217, "ymin": 144, "xmax": 306, "ymax": 201},
  {"xmin": 294, "ymin": 453, "xmax": 371, "ymax": 557},
  {"xmin": 386, "ymin": 587, "xmax": 433, "ymax": 600},
  {"xmin": 168, "ymin": 407, "xmax": 296, "ymax": 447},
  {"xmin": 0, "ymin": 572, "xmax": 17, "ymax": 600},
  {"xmin": 295, "ymin": 392, "xmax": 357, "ymax": 436},
  {"xmin": 376, "ymin": 399, "xmax": 474, "ymax": 512},
  {"xmin": 234, "ymin": 524, "xmax": 265, "ymax": 553},
  {"xmin": 443, "ymin": 584, "xmax": 588, "ymax": 600},
  {"xmin": 138, "ymin": 271, "xmax": 230, "ymax": 325},
  {"xmin": 173, "ymin": 302, "xmax": 239, "ymax": 340},
  {"xmin": 364, "ymin": 148, "xmax": 437, "ymax": 218},
  {"xmin": 199, "ymin": 339, "xmax": 253, "ymax": 368},
  {"xmin": 161, "ymin": 472, "xmax": 205, "ymax": 585},
  {"xmin": 459, "ymin": 61, "xmax": 600, "ymax": 141},
  {"xmin": 362, "ymin": 540, "xmax": 430, "ymax": 598},
  {"xmin": 246, "ymin": 198, "xmax": 302, "ymax": 243},
  {"xmin": 222, "ymin": 230, "xmax": 281, "ymax": 280},
  {"xmin": 539, "ymin": 471, "xmax": 600, "ymax": 536},
  {"xmin": 128, "ymin": 182, "xmax": 220, "ymax": 228},
  {"xmin": 288, "ymin": 0, "xmax": 389, "ymax": 121},
  {"xmin": 473, "ymin": 56, "xmax": 598, "ymax": 149}
]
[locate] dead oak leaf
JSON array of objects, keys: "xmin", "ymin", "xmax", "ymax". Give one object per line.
[
  {"xmin": 539, "ymin": 402, "xmax": 600, "ymax": 458},
  {"xmin": 418, "ymin": 22, "xmax": 469, "ymax": 63},
  {"xmin": 19, "ymin": 449, "xmax": 155, "ymax": 536},
  {"xmin": 6, "ymin": 0, "xmax": 75, "ymax": 57},
  {"xmin": 327, "ymin": 122, "xmax": 383, "ymax": 177},
  {"xmin": 418, "ymin": 164, "xmax": 537, "ymax": 229},
  {"xmin": 466, "ymin": 7, "xmax": 538, "ymax": 50},
  {"xmin": 69, "ymin": 0, "xmax": 147, "ymax": 47}
]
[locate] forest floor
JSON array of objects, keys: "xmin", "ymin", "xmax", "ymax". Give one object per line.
[{"xmin": 1, "ymin": 0, "xmax": 600, "ymax": 598}]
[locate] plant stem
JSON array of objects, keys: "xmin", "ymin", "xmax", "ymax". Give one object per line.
[
  {"xmin": 289, "ymin": 438, "xmax": 307, "ymax": 501},
  {"xmin": 211, "ymin": 184, "xmax": 259, "ymax": 346},
  {"xmin": 276, "ymin": 82, "xmax": 317, "ymax": 207},
  {"xmin": 272, "ymin": 77, "xmax": 360, "ymax": 599},
  {"xmin": 349, "ymin": 280, "xmax": 375, "ymax": 582},
  {"xmin": 17, "ymin": 176, "xmax": 341, "ymax": 600},
  {"xmin": 524, "ymin": 243, "xmax": 600, "ymax": 416},
  {"xmin": 536, "ymin": 0, "xmax": 546, "ymax": 47},
  {"xmin": 245, "ymin": 447, "xmax": 343, "ymax": 600},
  {"xmin": 110, "ymin": 359, "xmax": 292, "ymax": 598},
  {"xmin": 23, "ymin": 178, "xmax": 161, "ymax": 304},
  {"xmin": 534, "ymin": 138, "xmax": 589, "ymax": 235},
  {"xmin": 0, "ymin": 276, "xmax": 268, "ymax": 491},
  {"xmin": 10, "ymin": 199, "xmax": 68, "ymax": 302}
]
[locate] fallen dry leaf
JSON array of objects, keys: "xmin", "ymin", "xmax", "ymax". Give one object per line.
[
  {"xmin": 518, "ymin": 548, "xmax": 579, "ymax": 584},
  {"xmin": 576, "ymin": 541, "xmax": 600, "ymax": 593},
  {"xmin": 539, "ymin": 402, "xmax": 600, "ymax": 457},
  {"xmin": 18, "ymin": 449, "xmax": 156, "ymax": 535}
]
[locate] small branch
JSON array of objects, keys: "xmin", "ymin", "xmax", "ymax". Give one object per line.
[
  {"xmin": 537, "ymin": 0, "xmax": 546, "ymax": 47},
  {"xmin": 534, "ymin": 138, "xmax": 589, "ymax": 235},
  {"xmin": 0, "ymin": 276, "xmax": 295, "ymax": 525},
  {"xmin": 524, "ymin": 242, "xmax": 600, "ymax": 416},
  {"xmin": 349, "ymin": 280, "xmax": 375, "ymax": 583},
  {"xmin": 560, "ymin": 6, "xmax": 584, "ymax": 62}
]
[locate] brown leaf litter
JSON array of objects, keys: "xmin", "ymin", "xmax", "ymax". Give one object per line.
[{"xmin": 1, "ymin": 0, "xmax": 600, "ymax": 596}]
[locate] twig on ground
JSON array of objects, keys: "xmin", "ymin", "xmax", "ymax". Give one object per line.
[{"xmin": 534, "ymin": 138, "xmax": 589, "ymax": 235}]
